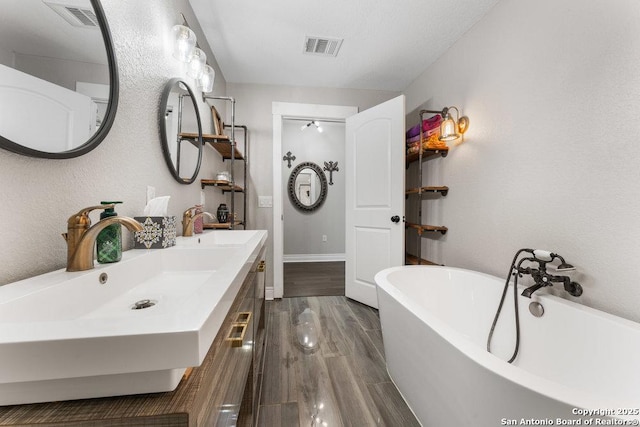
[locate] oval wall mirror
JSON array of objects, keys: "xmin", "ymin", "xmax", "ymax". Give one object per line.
[
  {"xmin": 0, "ymin": 0, "xmax": 119, "ymax": 159},
  {"xmin": 159, "ymin": 78, "xmax": 203, "ymax": 184},
  {"xmin": 288, "ymin": 162, "xmax": 328, "ymax": 212}
]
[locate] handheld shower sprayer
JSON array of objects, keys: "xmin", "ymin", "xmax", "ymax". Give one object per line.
[
  {"xmin": 554, "ymin": 254, "xmax": 576, "ymax": 272},
  {"xmin": 532, "ymin": 249, "xmax": 552, "ymax": 261},
  {"xmin": 532, "ymin": 249, "xmax": 576, "ymax": 272}
]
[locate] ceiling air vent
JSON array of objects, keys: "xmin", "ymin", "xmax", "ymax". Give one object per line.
[
  {"xmin": 44, "ymin": 1, "xmax": 99, "ymax": 28},
  {"xmin": 303, "ymin": 36, "xmax": 343, "ymax": 57}
]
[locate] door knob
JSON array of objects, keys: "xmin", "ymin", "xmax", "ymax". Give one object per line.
[{"xmin": 391, "ymin": 215, "xmax": 400, "ymax": 223}]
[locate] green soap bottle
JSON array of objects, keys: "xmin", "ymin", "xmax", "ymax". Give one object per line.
[{"xmin": 97, "ymin": 201, "xmax": 123, "ymax": 264}]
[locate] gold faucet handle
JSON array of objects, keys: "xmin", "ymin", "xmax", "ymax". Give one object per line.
[
  {"xmin": 183, "ymin": 206, "xmax": 198, "ymax": 220},
  {"xmin": 67, "ymin": 204, "xmax": 114, "ymax": 228}
]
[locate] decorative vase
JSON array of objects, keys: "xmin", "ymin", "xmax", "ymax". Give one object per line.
[{"xmin": 217, "ymin": 203, "xmax": 229, "ymax": 224}]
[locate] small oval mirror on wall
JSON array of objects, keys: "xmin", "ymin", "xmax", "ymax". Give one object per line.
[
  {"xmin": 159, "ymin": 78, "xmax": 203, "ymax": 184},
  {"xmin": 288, "ymin": 161, "xmax": 328, "ymax": 212},
  {"xmin": 0, "ymin": 0, "xmax": 119, "ymax": 159}
]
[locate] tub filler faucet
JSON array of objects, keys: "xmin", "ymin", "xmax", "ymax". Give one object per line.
[
  {"xmin": 517, "ymin": 250, "xmax": 583, "ymax": 298},
  {"xmin": 488, "ymin": 248, "xmax": 583, "ymax": 363}
]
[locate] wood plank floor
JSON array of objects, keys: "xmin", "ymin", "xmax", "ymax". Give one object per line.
[
  {"xmin": 257, "ymin": 296, "xmax": 419, "ymax": 426},
  {"xmin": 284, "ymin": 262, "xmax": 345, "ymax": 298}
]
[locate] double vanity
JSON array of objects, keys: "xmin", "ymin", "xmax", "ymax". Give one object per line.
[
  {"xmin": 0, "ymin": 0, "xmax": 268, "ymax": 423},
  {"xmin": 0, "ymin": 229, "xmax": 267, "ymax": 426}
]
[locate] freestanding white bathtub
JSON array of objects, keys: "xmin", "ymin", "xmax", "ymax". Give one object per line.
[{"xmin": 375, "ymin": 266, "xmax": 640, "ymax": 427}]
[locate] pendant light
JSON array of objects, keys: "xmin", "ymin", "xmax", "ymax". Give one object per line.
[
  {"xmin": 198, "ymin": 65, "xmax": 216, "ymax": 93},
  {"xmin": 171, "ymin": 25, "xmax": 196, "ymax": 62},
  {"xmin": 187, "ymin": 48, "xmax": 206, "ymax": 79}
]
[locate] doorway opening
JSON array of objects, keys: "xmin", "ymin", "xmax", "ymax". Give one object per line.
[
  {"xmin": 281, "ymin": 118, "xmax": 346, "ymax": 297},
  {"xmin": 272, "ymin": 102, "xmax": 358, "ymax": 299}
]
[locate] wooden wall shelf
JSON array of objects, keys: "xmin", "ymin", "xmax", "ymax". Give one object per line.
[
  {"xmin": 177, "ymin": 133, "xmax": 200, "ymax": 149},
  {"xmin": 179, "ymin": 132, "xmax": 244, "ymax": 160},
  {"xmin": 200, "ymin": 179, "xmax": 244, "ymax": 193},
  {"xmin": 203, "ymin": 221, "xmax": 243, "ymax": 230},
  {"xmin": 405, "ymin": 186, "xmax": 449, "ymax": 197},
  {"xmin": 197, "ymin": 100, "xmax": 247, "ymax": 231},
  {"xmin": 206, "ymin": 139, "xmax": 244, "ymax": 161},
  {"xmin": 405, "ymin": 147, "xmax": 448, "ymax": 165},
  {"xmin": 406, "ymin": 222, "xmax": 448, "ymax": 235},
  {"xmin": 405, "ymin": 113, "xmax": 450, "ymax": 265},
  {"xmin": 180, "ymin": 132, "xmax": 227, "ymax": 142}
]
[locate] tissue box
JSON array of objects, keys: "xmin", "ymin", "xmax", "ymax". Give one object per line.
[{"xmin": 133, "ymin": 216, "xmax": 177, "ymax": 249}]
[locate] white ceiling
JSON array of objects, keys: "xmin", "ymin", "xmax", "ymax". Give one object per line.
[{"xmin": 189, "ymin": 0, "xmax": 500, "ymax": 92}]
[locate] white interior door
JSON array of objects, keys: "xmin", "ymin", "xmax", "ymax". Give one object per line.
[
  {"xmin": 345, "ymin": 95, "xmax": 405, "ymax": 308},
  {"xmin": 0, "ymin": 64, "xmax": 91, "ymax": 152}
]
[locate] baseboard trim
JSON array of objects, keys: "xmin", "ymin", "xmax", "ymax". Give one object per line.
[
  {"xmin": 266, "ymin": 287, "xmax": 275, "ymax": 301},
  {"xmin": 283, "ymin": 253, "xmax": 346, "ymax": 263}
]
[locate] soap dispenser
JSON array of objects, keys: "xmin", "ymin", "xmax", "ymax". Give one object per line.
[{"xmin": 97, "ymin": 201, "xmax": 123, "ymax": 264}]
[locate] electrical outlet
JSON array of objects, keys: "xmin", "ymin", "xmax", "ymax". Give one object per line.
[
  {"xmin": 258, "ymin": 196, "xmax": 273, "ymax": 208},
  {"xmin": 322, "ymin": 235, "xmax": 327, "ymax": 242}
]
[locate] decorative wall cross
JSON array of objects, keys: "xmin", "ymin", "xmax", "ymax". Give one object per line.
[
  {"xmin": 323, "ymin": 161, "xmax": 339, "ymax": 185},
  {"xmin": 283, "ymin": 151, "xmax": 296, "ymax": 168}
]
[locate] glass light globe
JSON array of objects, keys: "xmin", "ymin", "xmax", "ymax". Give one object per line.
[
  {"xmin": 198, "ymin": 65, "xmax": 215, "ymax": 93},
  {"xmin": 439, "ymin": 114, "xmax": 459, "ymax": 141},
  {"xmin": 171, "ymin": 25, "xmax": 196, "ymax": 62},
  {"xmin": 187, "ymin": 48, "xmax": 206, "ymax": 79}
]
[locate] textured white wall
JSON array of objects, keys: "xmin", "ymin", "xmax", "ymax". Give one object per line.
[
  {"xmin": 227, "ymin": 83, "xmax": 399, "ymax": 291},
  {"xmin": 283, "ymin": 120, "xmax": 345, "ymax": 256},
  {"xmin": 0, "ymin": 0, "xmax": 229, "ymax": 285},
  {"xmin": 404, "ymin": 0, "xmax": 640, "ymax": 322}
]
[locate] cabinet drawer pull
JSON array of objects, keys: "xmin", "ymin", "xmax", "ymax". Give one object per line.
[
  {"xmin": 226, "ymin": 323, "xmax": 247, "ymax": 347},
  {"xmin": 234, "ymin": 311, "xmax": 252, "ymax": 324}
]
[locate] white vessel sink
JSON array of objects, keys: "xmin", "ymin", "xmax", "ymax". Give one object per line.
[{"xmin": 0, "ymin": 229, "xmax": 267, "ymax": 405}]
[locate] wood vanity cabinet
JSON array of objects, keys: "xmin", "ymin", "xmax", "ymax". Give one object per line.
[
  {"xmin": 236, "ymin": 258, "xmax": 266, "ymax": 427},
  {"xmin": 202, "ymin": 247, "xmax": 266, "ymax": 426},
  {"xmin": 215, "ymin": 251, "xmax": 266, "ymax": 427},
  {"xmin": 0, "ymin": 248, "xmax": 267, "ymax": 427}
]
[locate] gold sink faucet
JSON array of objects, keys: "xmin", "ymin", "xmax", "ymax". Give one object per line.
[
  {"xmin": 63, "ymin": 205, "xmax": 143, "ymax": 271},
  {"xmin": 182, "ymin": 206, "xmax": 214, "ymax": 237}
]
